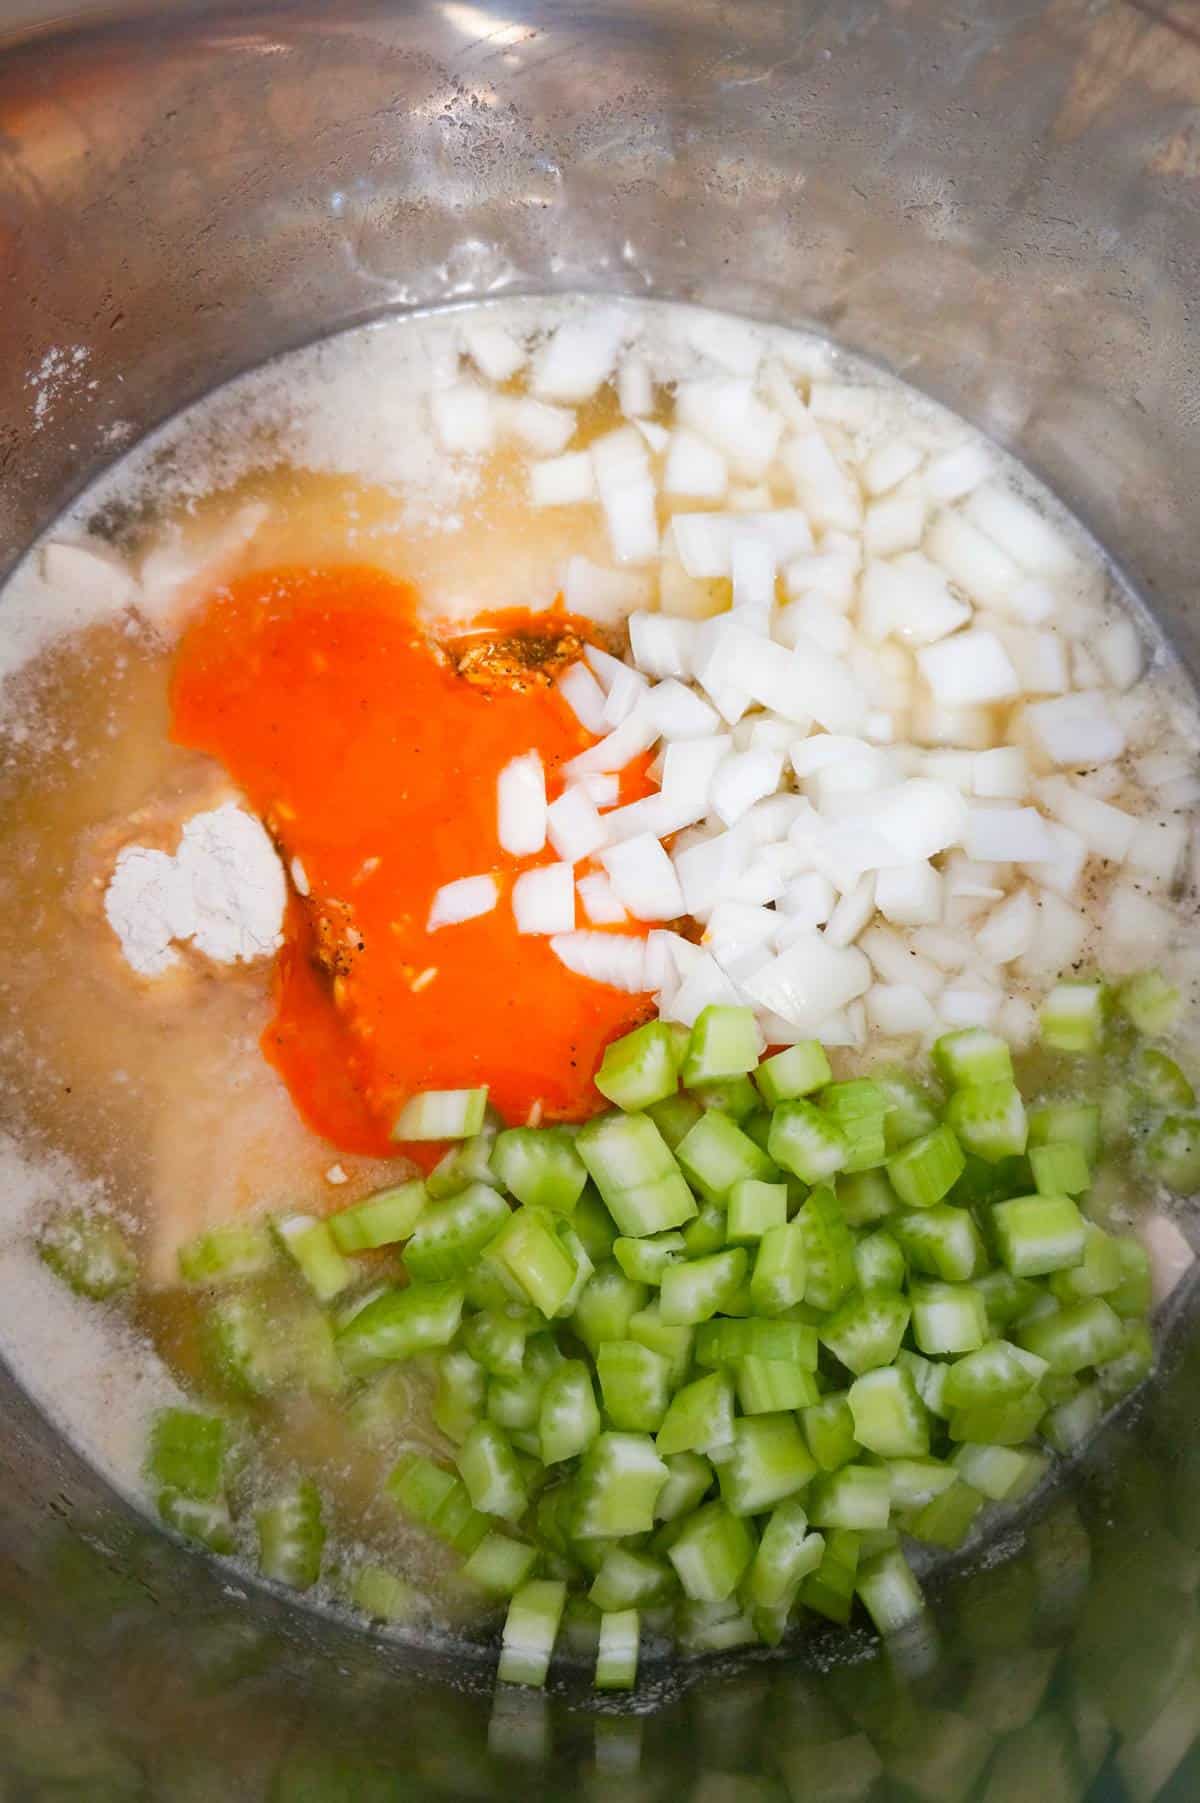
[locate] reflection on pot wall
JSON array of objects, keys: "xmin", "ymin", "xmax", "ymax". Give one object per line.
[{"xmin": 2, "ymin": 1, "xmax": 1200, "ymax": 1797}]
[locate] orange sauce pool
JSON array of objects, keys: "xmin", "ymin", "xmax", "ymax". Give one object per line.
[{"xmin": 170, "ymin": 565, "xmax": 655, "ymax": 1157}]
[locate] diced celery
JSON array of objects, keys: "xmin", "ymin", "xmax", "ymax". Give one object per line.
[
  {"xmin": 750, "ymin": 1219, "xmax": 807, "ymax": 1315},
  {"xmin": 573, "ymin": 1262, "xmax": 649, "ymax": 1353},
  {"xmin": 463, "ymin": 1531, "xmax": 539, "ymax": 1598},
  {"xmin": 857, "ymin": 1546, "xmax": 925, "ymax": 1636},
  {"xmin": 273, "ymin": 1215, "xmax": 353, "ymax": 1302},
  {"xmin": 392, "ymin": 1086, "xmax": 489, "ymax": 1142},
  {"xmin": 1017, "ymin": 1296, "xmax": 1126, "ymax": 1374},
  {"xmin": 329, "ymin": 1182, "xmax": 428, "ymax": 1253},
  {"xmin": 803, "ymin": 1393, "xmax": 858, "ymax": 1472},
  {"xmin": 158, "ymin": 1489, "xmax": 234, "ymax": 1553},
  {"xmin": 589, "ymin": 1547, "xmax": 671, "ymax": 1611},
  {"xmin": 898, "ymin": 1348, "xmax": 952, "ymax": 1417},
  {"xmin": 887, "ymin": 1124, "xmax": 965, "ymax": 1209},
  {"xmin": 821, "ymin": 1080, "xmax": 889, "ymax": 1173},
  {"xmin": 426, "ymin": 1124, "xmax": 499, "ymax": 1198},
  {"xmin": 736, "ymin": 1356, "xmax": 820, "ymax": 1415},
  {"xmin": 491, "ymin": 1127, "xmax": 588, "ymax": 1213},
  {"xmin": 1145, "ymin": 1114, "xmax": 1200, "ymax": 1194},
  {"xmin": 718, "ymin": 1414, "xmax": 817, "ymax": 1515},
  {"xmin": 854, "ymin": 1230, "xmax": 906, "ymax": 1293},
  {"xmin": 974, "ymin": 1267, "xmax": 1041, "ymax": 1331},
  {"xmin": 942, "ymin": 1337, "xmax": 1046, "ymax": 1410},
  {"xmin": 809, "ymin": 1465, "xmax": 891, "ymax": 1532},
  {"xmin": 147, "ymin": 1409, "xmax": 226, "ymax": 1500},
  {"xmin": 695, "ymin": 1315, "xmax": 817, "ymax": 1367},
  {"xmin": 726, "ymin": 1179, "xmax": 788, "ymax": 1244},
  {"xmin": 1029, "ymin": 1142, "xmax": 1090, "ymax": 1199},
  {"xmin": 947, "ymin": 1082, "xmax": 1028, "ymax": 1164},
  {"xmin": 839, "ymin": 1168, "xmax": 898, "ymax": 1226},
  {"xmin": 874, "ymin": 1065, "xmax": 941, "ymax": 1150},
  {"xmin": 387, "ymin": 1454, "xmax": 488, "ymax": 1554},
  {"xmin": 910, "ymin": 1281, "xmax": 988, "ymax": 1356},
  {"xmin": 403, "ymin": 1182, "xmax": 510, "ymax": 1283},
  {"xmin": 646, "ymin": 1093, "xmax": 704, "ymax": 1150},
  {"xmin": 257, "ymin": 1478, "xmax": 325, "ymax": 1590},
  {"xmin": 538, "ymin": 1359, "xmax": 601, "ymax": 1465},
  {"xmin": 1097, "ymin": 1318, "xmax": 1154, "ymax": 1401},
  {"xmin": 769, "ymin": 1098, "xmax": 848, "ymax": 1185},
  {"xmin": 499, "ymin": 1579, "xmax": 566, "ymax": 1687},
  {"xmin": 1131, "ymin": 1046, "xmax": 1196, "ymax": 1110},
  {"xmin": 682, "ymin": 1200, "xmax": 727, "ymax": 1257},
  {"xmin": 201, "ymin": 1291, "xmax": 285, "ymax": 1398},
  {"xmin": 1118, "ymin": 969, "xmax": 1180, "ymax": 1037},
  {"xmin": 1042, "ymin": 1384, "xmax": 1104, "ymax": 1454},
  {"xmin": 488, "ymin": 1207, "xmax": 578, "ymax": 1316},
  {"xmin": 1027, "ymin": 1101, "xmax": 1101, "ymax": 1165},
  {"xmin": 659, "ymin": 1247, "xmax": 747, "ymax": 1325},
  {"xmin": 1040, "ymin": 982, "xmax": 1105, "ymax": 1054},
  {"xmin": 820, "ymin": 1292, "xmax": 910, "ymax": 1376},
  {"xmin": 575, "ymin": 1433, "xmax": 669, "ymax": 1538},
  {"xmin": 576, "ymin": 1112, "xmax": 697, "ymax": 1237},
  {"xmin": 691, "ymin": 1072, "xmax": 762, "ymax": 1117},
  {"xmin": 656, "ymin": 1371, "xmax": 736, "ymax": 1458},
  {"xmin": 348, "ymin": 1368, "xmax": 418, "ymax": 1443},
  {"xmin": 935, "ymin": 1028, "xmax": 1013, "ymax": 1089},
  {"xmin": 1109, "ymin": 1237, "xmax": 1152, "ymax": 1318},
  {"xmin": 749, "ymin": 1500, "xmax": 824, "ymax": 1607},
  {"xmin": 628, "ymin": 1303, "xmax": 694, "ymax": 1385},
  {"xmin": 991, "ymin": 1192, "xmax": 1086, "ymax": 1277},
  {"xmin": 800, "ymin": 1531, "xmax": 860, "ymax": 1624},
  {"xmin": 676, "ymin": 1109, "xmax": 775, "ymax": 1204},
  {"xmin": 595, "ymin": 1608, "xmax": 640, "ymax": 1691},
  {"xmin": 178, "ymin": 1218, "xmax": 274, "ymax": 1284},
  {"xmin": 683, "ymin": 1004, "xmax": 761, "ymax": 1087},
  {"xmin": 458, "ymin": 1421, "xmax": 528, "ymax": 1523},
  {"xmin": 432, "ymin": 1347, "xmax": 487, "ymax": 1443},
  {"xmin": 352, "ymin": 1564, "xmax": 421, "ymax": 1619},
  {"xmin": 667, "ymin": 1501, "xmax": 756, "ymax": 1602},
  {"xmin": 336, "ymin": 1280, "xmax": 463, "ymax": 1375},
  {"xmin": 754, "ymin": 1039, "xmax": 832, "ymax": 1106},
  {"xmin": 596, "ymin": 1340, "xmax": 673, "ymax": 1432},
  {"xmin": 1048, "ymin": 1222, "xmax": 1122, "ymax": 1302},
  {"xmin": 848, "ymin": 1367, "xmax": 929, "ymax": 1458},
  {"xmin": 41, "ymin": 1206, "xmax": 140, "ymax": 1302},
  {"xmin": 886, "ymin": 1457, "xmax": 958, "ymax": 1510},
  {"xmin": 676, "ymin": 1596, "xmax": 757, "ymax": 1651},
  {"xmin": 903, "ymin": 1479, "xmax": 984, "ymax": 1548},
  {"xmin": 572, "ymin": 1184, "xmax": 618, "ymax": 1264},
  {"xmin": 952, "ymin": 1442, "xmax": 1048, "ymax": 1503},
  {"xmin": 947, "ymin": 1389, "xmax": 1046, "ymax": 1446},
  {"xmin": 463, "ymin": 1307, "xmax": 533, "ymax": 1380},
  {"xmin": 893, "ymin": 1205, "xmax": 985, "ymax": 1282},
  {"xmin": 796, "ymin": 1184, "xmax": 857, "ymax": 1311},
  {"xmin": 595, "ymin": 1022, "xmax": 680, "ymax": 1113}
]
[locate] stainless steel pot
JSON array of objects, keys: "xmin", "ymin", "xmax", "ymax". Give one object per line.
[{"xmin": 1, "ymin": 3, "xmax": 1199, "ymax": 1796}]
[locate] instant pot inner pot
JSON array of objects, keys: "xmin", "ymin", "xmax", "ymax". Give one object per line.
[{"xmin": 2, "ymin": 2, "xmax": 1200, "ymax": 1797}]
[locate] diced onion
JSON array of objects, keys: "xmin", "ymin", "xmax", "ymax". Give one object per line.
[
  {"xmin": 549, "ymin": 931, "xmax": 647, "ymax": 992},
  {"xmin": 428, "ymin": 874, "xmax": 500, "ymax": 932},
  {"xmin": 497, "ymin": 752, "xmax": 547, "ymax": 858},
  {"xmin": 546, "ymin": 786, "xmax": 609, "ymax": 864},
  {"xmin": 600, "ymin": 834, "xmax": 687, "ymax": 922},
  {"xmin": 512, "ymin": 864, "xmax": 576, "ymax": 936}
]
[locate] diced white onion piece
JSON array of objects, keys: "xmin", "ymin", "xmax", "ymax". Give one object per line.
[
  {"xmin": 40, "ymin": 537, "xmax": 138, "ymax": 608},
  {"xmin": 1075, "ymin": 764, "xmax": 1124, "ymax": 801},
  {"xmin": 1071, "ymin": 642, "xmax": 1105, "ymax": 690},
  {"xmin": 859, "ymin": 925, "xmax": 944, "ymax": 998},
  {"xmin": 505, "ymin": 397, "xmax": 575, "ymax": 455},
  {"xmin": 497, "ymin": 751, "xmax": 547, "ymax": 857},
  {"xmin": 635, "ymin": 418, "xmax": 670, "ymax": 454},
  {"xmin": 601, "ymin": 663, "xmax": 650, "ymax": 727},
  {"xmin": 917, "ymin": 630, "xmax": 1019, "ymax": 707},
  {"xmin": 745, "ymin": 788, "xmax": 806, "ymax": 837},
  {"xmin": 1099, "ymin": 884, "xmax": 1174, "ymax": 971},
  {"xmin": 859, "ymin": 554, "xmax": 970, "ymax": 647},
  {"xmin": 921, "ymin": 750, "xmax": 977, "ymax": 793},
  {"xmin": 784, "ymin": 549, "xmax": 858, "ymax": 611},
  {"xmin": 1141, "ymin": 1214, "xmax": 1195, "ymax": 1305},
  {"xmin": 644, "ymin": 928, "xmax": 695, "ymax": 998},
  {"xmin": 790, "ymin": 734, "xmax": 875, "ymax": 778},
  {"xmin": 973, "ymin": 746, "xmax": 1028, "ymax": 799},
  {"xmin": 577, "ymin": 872, "xmax": 628, "ymax": 925},
  {"xmin": 699, "ymin": 621, "xmax": 866, "ymax": 734},
  {"xmin": 863, "ymin": 438, "xmax": 924, "ymax": 497},
  {"xmin": 1126, "ymin": 816, "xmax": 1187, "ymax": 887},
  {"xmin": 602, "ymin": 477, "xmax": 659, "ymax": 564},
  {"xmin": 925, "ymin": 510, "xmax": 1021, "ymax": 610},
  {"xmin": 739, "ymin": 932, "xmax": 872, "ymax": 1031},
  {"xmin": 730, "ymin": 534, "xmax": 777, "ymax": 611},
  {"xmin": 710, "ymin": 747, "xmax": 784, "ymax": 828},
  {"xmin": 1007, "ymin": 626, "xmax": 1070, "ymax": 696},
  {"xmin": 578, "ymin": 772, "xmax": 620, "ymax": 810},
  {"xmin": 427, "ymin": 874, "xmax": 499, "ymax": 932},
  {"xmin": 512, "ymin": 864, "xmax": 575, "ymax": 936},
  {"xmin": 461, "ymin": 317, "xmax": 526, "ymax": 383},
  {"xmin": 546, "ymin": 787, "xmax": 609, "ymax": 864},
  {"xmin": 661, "ymin": 951, "xmax": 743, "ymax": 1025},
  {"xmin": 664, "ymin": 429, "xmax": 728, "ymax": 499},
  {"xmin": 975, "ymin": 888, "xmax": 1037, "ymax": 965},
  {"xmin": 687, "ymin": 311, "xmax": 764, "ymax": 376},
  {"xmin": 784, "ymin": 432, "xmax": 863, "ymax": 532},
  {"xmin": 556, "ymin": 661, "xmax": 608, "ymax": 734},
  {"xmin": 875, "ymin": 862, "xmax": 942, "ymax": 927},
  {"xmin": 582, "ymin": 644, "xmax": 628, "ymax": 692},
  {"xmin": 563, "ymin": 711, "xmax": 658, "ymax": 778},
  {"xmin": 430, "ymin": 382, "xmax": 496, "ymax": 455},
  {"xmin": 943, "ymin": 853, "xmax": 1007, "ymax": 901},
  {"xmin": 1003, "ymin": 578, "xmax": 1057, "ymax": 625},
  {"xmin": 1017, "ymin": 891, "xmax": 1090, "ymax": 978},
  {"xmin": 964, "ymin": 805, "xmax": 1056, "ymax": 863},
  {"xmin": 868, "ymin": 983, "xmax": 937, "ymax": 1036},
  {"xmin": 1095, "ymin": 617, "xmax": 1143, "ymax": 691},
  {"xmin": 1022, "ymin": 819, "xmax": 1088, "ymax": 899},
  {"xmin": 675, "ymin": 378, "xmax": 783, "ymax": 477},
  {"xmin": 653, "ymin": 735, "xmax": 735, "ymax": 828},
  {"xmin": 600, "ymin": 834, "xmax": 686, "ymax": 921},
  {"xmin": 530, "ymin": 451, "xmax": 595, "ymax": 507},
  {"xmin": 531, "ymin": 308, "xmax": 627, "ymax": 402},
  {"xmin": 778, "ymin": 597, "xmax": 853, "ymax": 658},
  {"xmin": 563, "ymin": 558, "xmax": 651, "ymax": 619},
  {"xmin": 290, "ymin": 857, "xmax": 310, "ymax": 898},
  {"xmin": 703, "ymin": 902, "xmax": 779, "ymax": 965},
  {"xmin": 864, "ymin": 491, "xmax": 926, "ymax": 559},
  {"xmin": 911, "ymin": 695, "xmax": 996, "ymax": 752},
  {"xmin": 923, "ymin": 442, "xmax": 991, "ymax": 504},
  {"xmin": 673, "ymin": 829, "xmax": 746, "ymax": 918},
  {"xmin": 1036, "ymin": 776, "xmax": 1136, "ymax": 863},
  {"xmin": 641, "ymin": 678, "xmax": 719, "ymax": 741},
  {"xmin": 730, "ymin": 842, "xmax": 805, "ymax": 906},
  {"xmin": 962, "ymin": 484, "xmax": 1077, "ymax": 577},
  {"xmin": 550, "ymin": 930, "xmax": 647, "ymax": 992},
  {"xmin": 873, "ymin": 780, "xmax": 969, "ymax": 863},
  {"xmin": 629, "ymin": 613, "xmax": 699, "ymax": 680},
  {"xmin": 777, "ymin": 872, "xmax": 837, "ymax": 927},
  {"xmin": 618, "ymin": 355, "xmax": 654, "ymax": 419},
  {"xmin": 912, "ymin": 926, "xmax": 973, "ymax": 971},
  {"xmin": 1025, "ymin": 691, "xmax": 1126, "ymax": 768},
  {"xmin": 671, "ymin": 513, "xmax": 732, "ymax": 580},
  {"xmin": 939, "ymin": 983, "xmax": 1003, "ymax": 1028},
  {"xmin": 997, "ymin": 995, "xmax": 1038, "ymax": 1049},
  {"xmin": 824, "ymin": 874, "xmax": 876, "ymax": 947}
]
